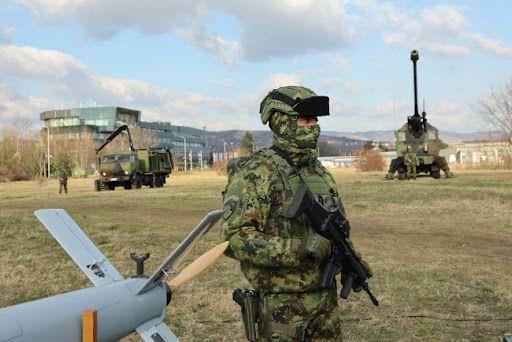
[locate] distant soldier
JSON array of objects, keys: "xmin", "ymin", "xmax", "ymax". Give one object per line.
[
  {"xmin": 404, "ymin": 145, "xmax": 419, "ymax": 180},
  {"xmin": 58, "ymin": 168, "xmax": 68, "ymax": 194}
]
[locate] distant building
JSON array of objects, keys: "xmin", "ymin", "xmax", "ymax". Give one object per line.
[
  {"xmin": 318, "ymin": 156, "xmax": 357, "ymax": 168},
  {"xmin": 440, "ymin": 141, "xmax": 512, "ymax": 164},
  {"xmin": 40, "ymin": 106, "xmax": 209, "ymax": 170}
]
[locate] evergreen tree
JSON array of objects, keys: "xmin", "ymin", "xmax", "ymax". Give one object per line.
[
  {"xmin": 241, "ymin": 131, "xmax": 254, "ymax": 156},
  {"xmin": 363, "ymin": 139, "xmax": 376, "ymax": 150}
]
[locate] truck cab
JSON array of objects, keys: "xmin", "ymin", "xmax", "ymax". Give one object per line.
[{"xmin": 99, "ymin": 151, "xmax": 141, "ymax": 190}]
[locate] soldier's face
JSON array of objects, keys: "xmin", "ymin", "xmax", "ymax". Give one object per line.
[{"xmin": 297, "ymin": 116, "xmax": 318, "ymax": 127}]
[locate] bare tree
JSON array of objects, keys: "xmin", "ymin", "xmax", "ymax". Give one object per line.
[
  {"xmin": 475, "ymin": 78, "xmax": 512, "ymax": 142},
  {"xmin": 129, "ymin": 125, "xmax": 157, "ymax": 149},
  {"xmin": 98, "ymin": 125, "xmax": 156, "ymax": 154},
  {"xmin": 0, "ymin": 118, "xmax": 40, "ymax": 180},
  {"xmin": 67, "ymin": 126, "xmax": 98, "ymax": 175}
]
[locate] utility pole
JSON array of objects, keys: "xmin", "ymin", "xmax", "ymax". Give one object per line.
[
  {"xmin": 219, "ymin": 139, "xmax": 227, "ymax": 154},
  {"xmin": 178, "ymin": 135, "xmax": 186, "ymax": 171},
  {"xmin": 42, "ymin": 126, "xmax": 50, "ymax": 178}
]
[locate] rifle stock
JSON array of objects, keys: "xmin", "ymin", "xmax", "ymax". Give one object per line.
[{"xmin": 285, "ymin": 184, "xmax": 379, "ymax": 306}]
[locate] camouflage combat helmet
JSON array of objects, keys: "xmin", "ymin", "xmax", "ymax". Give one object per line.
[{"xmin": 259, "ymin": 86, "xmax": 329, "ymax": 125}]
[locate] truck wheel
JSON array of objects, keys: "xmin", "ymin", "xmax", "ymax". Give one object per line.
[
  {"xmin": 157, "ymin": 175, "xmax": 164, "ymax": 188},
  {"xmin": 123, "ymin": 182, "xmax": 132, "ymax": 190},
  {"xmin": 431, "ymin": 170, "xmax": 441, "ymax": 179},
  {"xmin": 134, "ymin": 176, "xmax": 143, "ymax": 189},
  {"xmin": 397, "ymin": 166, "xmax": 406, "ymax": 180}
]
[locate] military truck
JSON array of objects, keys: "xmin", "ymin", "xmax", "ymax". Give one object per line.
[
  {"xmin": 386, "ymin": 50, "xmax": 453, "ymax": 180},
  {"xmin": 95, "ymin": 125, "xmax": 174, "ymax": 190}
]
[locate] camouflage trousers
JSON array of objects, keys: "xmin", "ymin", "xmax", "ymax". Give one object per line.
[
  {"xmin": 257, "ymin": 288, "xmax": 342, "ymax": 341},
  {"xmin": 59, "ymin": 181, "xmax": 67, "ymax": 194},
  {"xmin": 406, "ymin": 164, "xmax": 417, "ymax": 179}
]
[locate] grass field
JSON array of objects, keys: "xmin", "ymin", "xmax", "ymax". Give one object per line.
[{"xmin": 0, "ymin": 168, "xmax": 511, "ymax": 341}]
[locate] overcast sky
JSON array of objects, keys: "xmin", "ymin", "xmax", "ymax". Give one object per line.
[{"xmin": 1, "ymin": 0, "xmax": 511, "ymax": 134}]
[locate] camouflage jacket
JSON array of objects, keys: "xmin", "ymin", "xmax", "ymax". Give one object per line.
[
  {"xmin": 404, "ymin": 152, "xmax": 419, "ymax": 166},
  {"xmin": 58, "ymin": 170, "xmax": 68, "ymax": 183},
  {"xmin": 220, "ymin": 148, "xmax": 344, "ymax": 294}
]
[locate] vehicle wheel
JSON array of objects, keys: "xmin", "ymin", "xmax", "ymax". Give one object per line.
[
  {"xmin": 157, "ymin": 175, "xmax": 164, "ymax": 188},
  {"xmin": 123, "ymin": 182, "xmax": 132, "ymax": 190},
  {"xmin": 134, "ymin": 176, "xmax": 143, "ymax": 189},
  {"xmin": 397, "ymin": 166, "xmax": 406, "ymax": 180},
  {"xmin": 431, "ymin": 170, "xmax": 441, "ymax": 179}
]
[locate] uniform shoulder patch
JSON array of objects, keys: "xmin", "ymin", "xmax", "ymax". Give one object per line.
[{"xmin": 223, "ymin": 195, "xmax": 239, "ymax": 220}]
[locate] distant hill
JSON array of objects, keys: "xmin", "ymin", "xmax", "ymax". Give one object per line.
[
  {"xmin": 208, "ymin": 130, "xmax": 366, "ymax": 154},
  {"xmin": 207, "ymin": 129, "xmax": 488, "ymax": 153},
  {"xmin": 323, "ymin": 130, "xmax": 490, "ymax": 144}
]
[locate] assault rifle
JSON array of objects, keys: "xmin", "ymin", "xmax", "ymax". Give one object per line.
[{"xmin": 285, "ymin": 183, "xmax": 379, "ymax": 306}]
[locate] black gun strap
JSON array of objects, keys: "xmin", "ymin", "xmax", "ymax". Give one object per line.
[{"xmin": 269, "ymin": 145, "xmax": 306, "ymax": 184}]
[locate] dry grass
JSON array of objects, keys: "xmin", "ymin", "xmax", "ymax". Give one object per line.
[{"xmin": 0, "ymin": 169, "xmax": 511, "ymax": 341}]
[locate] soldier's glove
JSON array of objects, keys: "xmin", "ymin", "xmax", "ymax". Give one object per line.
[{"xmin": 298, "ymin": 233, "xmax": 331, "ymax": 261}]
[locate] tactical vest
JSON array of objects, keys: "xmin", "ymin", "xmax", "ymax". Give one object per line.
[{"xmin": 226, "ymin": 148, "xmax": 342, "ymax": 237}]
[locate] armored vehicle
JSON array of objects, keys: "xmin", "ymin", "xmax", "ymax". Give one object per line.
[
  {"xmin": 95, "ymin": 125, "xmax": 174, "ymax": 190},
  {"xmin": 386, "ymin": 50, "xmax": 453, "ymax": 180}
]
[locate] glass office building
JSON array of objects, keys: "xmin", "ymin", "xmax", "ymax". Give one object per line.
[{"xmin": 40, "ymin": 106, "xmax": 209, "ymax": 170}]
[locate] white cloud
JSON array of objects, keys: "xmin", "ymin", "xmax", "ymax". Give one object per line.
[
  {"xmin": 14, "ymin": 0, "xmax": 361, "ymax": 64},
  {"xmin": 15, "ymin": 0, "xmax": 212, "ymax": 37},
  {"xmin": 1, "ymin": 1, "xmax": 505, "ymax": 134},
  {"xmin": 0, "ymin": 83, "xmax": 53, "ymax": 131},
  {"xmin": 382, "ymin": 32, "xmax": 405, "ymax": 47},
  {"xmin": 12, "ymin": 0, "xmax": 511, "ymax": 65},
  {"xmin": 223, "ymin": 1, "xmax": 359, "ymax": 61},
  {"xmin": 259, "ymin": 73, "xmax": 301, "ymax": 91},
  {"xmin": 175, "ymin": 26, "xmax": 243, "ymax": 67},
  {"xmin": 469, "ymin": 33, "xmax": 512, "ymax": 59},
  {"xmin": 355, "ymin": 2, "xmax": 474, "ymax": 59},
  {"xmin": 420, "ymin": 5, "xmax": 468, "ymax": 37},
  {"xmin": 0, "ymin": 44, "xmax": 249, "ymax": 131},
  {"xmin": 0, "ymin": 27, "xmax": 16, "ymax": 43},
  {"xmin": 0, "ymin": 45, "xmax": 173, "ymax": 106}
]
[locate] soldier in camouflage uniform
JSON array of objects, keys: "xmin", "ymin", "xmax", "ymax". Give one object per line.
[
  {"xmin": 221, "ymin": 86, "xmax": 369, "ymax": 341},
  {"xmin": 58, "ymin": 167, "xmax": 68, "ymax": 194},
  {"xmin": 404, "ymin": 145, "xmax": 419, "ymax": 180}
]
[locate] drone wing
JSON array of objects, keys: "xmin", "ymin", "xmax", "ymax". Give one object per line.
[
  {"xmin": 34, "ymin": 209, "xmax": 124, "ymax": 286},
  {"xmin": 136, "ymin": 318, "xmax": 180, "ymax": 342}
]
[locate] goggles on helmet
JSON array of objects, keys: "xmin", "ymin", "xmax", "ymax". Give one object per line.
[{"xmin": 263, "ymin": 90, "xmax": 330, "ymax": 118}]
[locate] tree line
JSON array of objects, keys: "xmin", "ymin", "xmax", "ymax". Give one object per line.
[{"xmin": 0, "ymin": 121, "xmax": 155, "ymax": 182}]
